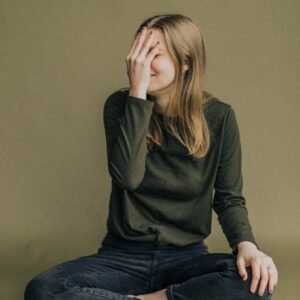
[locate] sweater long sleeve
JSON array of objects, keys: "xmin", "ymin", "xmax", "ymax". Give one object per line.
[
  {"xmin": 102, "ymin": 89, "xmax": 259, "ymax": 252},
  {"xmin": 103, "ymin": 93, "xmax": 154, "ymax": 191},
  {"xmin": 212, "ymin": 106, "xmax": 259, "ymax": 252}
]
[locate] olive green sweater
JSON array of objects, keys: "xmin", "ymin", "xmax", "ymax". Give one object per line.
[{"xmin": 103, "ymin": 89, "xmax": 259, "ymax": 253}]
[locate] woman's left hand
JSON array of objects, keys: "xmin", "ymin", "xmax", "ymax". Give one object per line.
[{"xmin": 235, "ymin": 241, "xmax": 278, "ymax": 297}]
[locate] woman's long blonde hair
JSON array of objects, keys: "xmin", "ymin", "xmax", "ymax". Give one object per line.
[{"xmin": 121, "ymin": 14, "xmax": 214, "ymax": 159}]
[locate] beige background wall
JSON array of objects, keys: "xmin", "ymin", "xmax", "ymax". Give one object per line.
[{"xmin": 1, "ymin": 0, "xmax": 299, "ymax": 299}]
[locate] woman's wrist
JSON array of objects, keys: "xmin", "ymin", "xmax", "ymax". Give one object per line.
[
  {"xmin": 129, "ymin": 89, "xmax": 147, "ymax": 100},
  {"xmin": 237, "ymin": 241, "xmax": 258, "ymax": 251},
  {"xmin": 232, "ymin": 241, "xmax": 258, "ymax": 256}
]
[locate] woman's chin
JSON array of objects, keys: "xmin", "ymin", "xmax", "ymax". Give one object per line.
[{"xmin": 147, "ymin": 87, "xmax": 157, "ymax": 95}]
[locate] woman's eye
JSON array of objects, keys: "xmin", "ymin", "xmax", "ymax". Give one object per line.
[{"xmin": 155, "ymin": 54, "xmax": 161, "ymax": 58}]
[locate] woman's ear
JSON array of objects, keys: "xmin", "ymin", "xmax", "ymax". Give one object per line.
[{"xmin": 182, "ymin": 64, "xmax": 189, "ymax": 72}]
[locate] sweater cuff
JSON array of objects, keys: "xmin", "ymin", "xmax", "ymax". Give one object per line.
[{"xmin": 127, "ymin": 95, "xmax": 154, "ymax": 106}]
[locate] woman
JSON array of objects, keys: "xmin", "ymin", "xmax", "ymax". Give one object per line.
[{"xmin": 24, "ymin": 14, "xmax": 278, "ymax": 300}]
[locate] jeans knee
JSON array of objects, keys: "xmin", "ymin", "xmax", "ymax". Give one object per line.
[
  {"xmin": 24, "ymin": 276, "xmax": 46, "ymax": 300},
  {"xmin": 24, "ymin": 271, "xmax": 63, "ymax": 300}
]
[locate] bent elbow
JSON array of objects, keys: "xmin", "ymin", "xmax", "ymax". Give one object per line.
[{"xmin": 108, "ymin": 161, "xmax": 144, "ymax": 191}]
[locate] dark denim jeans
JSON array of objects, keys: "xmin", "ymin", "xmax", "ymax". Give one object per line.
[{"xmin": 24, "ymin": 232, "xmax": 272, "ymax": 300}]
